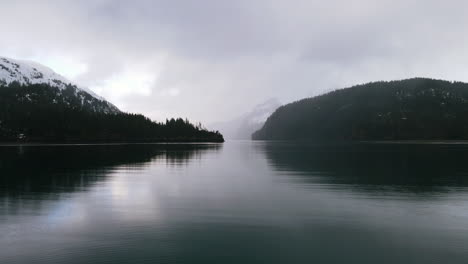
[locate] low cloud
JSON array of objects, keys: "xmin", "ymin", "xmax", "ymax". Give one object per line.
[{"xmin": 2, "ymin": 0, "xmax": 468, "ymax": 123}]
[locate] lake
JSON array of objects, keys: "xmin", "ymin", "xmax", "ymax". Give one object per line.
[{"xmin": 1, "ymin": 141, "xmax": 468, "ymax": 263}]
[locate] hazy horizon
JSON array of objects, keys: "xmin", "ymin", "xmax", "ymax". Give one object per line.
[{"xmin": 2, "ymin": 0, "xmax": 468, "ymax": 124}]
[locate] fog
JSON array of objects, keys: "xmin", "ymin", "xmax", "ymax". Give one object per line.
[{"xmin": 2, "ymin": 0, "xmax": 468, "ymax": 124}]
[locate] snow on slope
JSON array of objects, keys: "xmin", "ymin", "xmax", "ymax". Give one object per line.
[{"xmin": 0, "ymin": 56, "xmax": 120, "ymax": 113}]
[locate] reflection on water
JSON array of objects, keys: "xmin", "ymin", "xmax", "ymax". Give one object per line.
[
  {"xmin": 1, "ymin": 141, "xmax": 468, "ymax": 264},
  {"xmin": 259, "ymin": 142, "xmax": 468, "ymax": 193},
  {"xmin": 0, "ymin": 144, "xmax": 221, "ymax": 198}
]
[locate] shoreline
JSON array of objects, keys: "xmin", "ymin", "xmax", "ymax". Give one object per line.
[{"xmin": 0, "ymin": 141, "xmax": 224, "ymax": 147}]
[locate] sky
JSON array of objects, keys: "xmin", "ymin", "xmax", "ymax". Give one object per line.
[{"xmin": 1, "ymin": 0, "xmax": 468, "ymax": 124}]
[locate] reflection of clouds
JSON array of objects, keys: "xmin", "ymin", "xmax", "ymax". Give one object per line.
[
  {"xmin": 39, "ymin": 141, "xmax": 468, "ymax": 236},
  {"xmin": 108, "ymin": 168, "xmax": 163, "ymax": 222},
  {"xmin": 47, "ymin": 199, "xmax": 89, "ymax": 229},
  {"xmin": 4, "ymin": 142, "xmax": 468, "ymax": 263},
  {"xmin": 15, "ymin": 144, "xmax": 223, "ymax": 231}
]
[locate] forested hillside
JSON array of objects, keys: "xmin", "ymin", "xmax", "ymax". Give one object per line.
[
  {"xmin": 253, "ymin": 78, "xmax": 468, "ymax": 141},
  {"xmin": 0, "ymin": 82, "xmax": 224, "ymax": 143}
]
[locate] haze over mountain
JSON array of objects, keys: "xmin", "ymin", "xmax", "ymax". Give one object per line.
[
  {"xmin": 253, "ymin": 78, "xmax": 468, "ymax": 141},
  {"xmin": 210, "ymin": 98, "xmax": 281, "ymax": 139}
]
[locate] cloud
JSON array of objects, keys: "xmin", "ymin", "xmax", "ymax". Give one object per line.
[{"xmin": 1, "ymin": 0, "xmax": 468, "ymax": 123}]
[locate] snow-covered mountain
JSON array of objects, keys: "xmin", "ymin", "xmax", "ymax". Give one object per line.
[
  {"xmin": 0, "ymin": 57, "xmax": 120, "ymax": 114},
  {"xmin": 210, "ymin": 98, "xmax": 281, "ymax": 139}
]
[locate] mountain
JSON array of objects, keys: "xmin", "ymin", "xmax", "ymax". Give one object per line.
[
  {"xmin": 210, "ymin": 98, "xmax": 281, "ymax": 139},
  {"xmin": 0, "ymin": 57, "xmax": 119, "ymax": 114},
  {"xmin": 253, "ymin": 78, "xmax": 468, "ymax": 141},
  {"xmin": 0, "ymin": 56, "xmax": 223, "ymax": 143}
]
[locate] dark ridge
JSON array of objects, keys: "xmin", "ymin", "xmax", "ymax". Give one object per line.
[
  {"xmin": 0, "ymin": 82, "xmax": 224, "ymax": 143},
  {"xmin": 253, "ymin": 78, "xmax": 468, "ymax": 141}
]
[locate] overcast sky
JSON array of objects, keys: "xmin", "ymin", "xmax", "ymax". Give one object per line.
[{"xmin": 2, "ymin": 0, "xmax": 468, "ymax": 124}]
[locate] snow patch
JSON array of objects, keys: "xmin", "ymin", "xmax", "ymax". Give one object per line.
[
  {"xmin": 0, "ymin": 56, "xmax": 120, "ymax": 114},
  {"xmin": 0, "ymin": 56, "xmax": 102, "ymax": 100}
]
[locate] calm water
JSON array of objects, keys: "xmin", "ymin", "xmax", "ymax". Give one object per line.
[{"xmin": 1, "ymin": 141, "xmax": 468, "ymax": 263}]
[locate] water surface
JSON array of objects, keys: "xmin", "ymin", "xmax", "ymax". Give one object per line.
[{"xmin": 1, "ymin": 141, "xmax": 468, "ymax": 263}]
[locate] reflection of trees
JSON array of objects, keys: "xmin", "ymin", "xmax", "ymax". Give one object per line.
[
  {"xmin": 155, "ymin": 144, "xmax": 219, "ymax": 166},
  {"xmin": 260, "ymin": 142, "xmax": 468, "ymax": 192},
  {"xmin": 0, "ymin": 143, "xmax": 221, "ymax": 197}
]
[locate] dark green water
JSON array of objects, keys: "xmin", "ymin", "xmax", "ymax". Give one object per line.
[{"xmin": 1, "ymin": 141, "xmax": 468, "ymax": 263}]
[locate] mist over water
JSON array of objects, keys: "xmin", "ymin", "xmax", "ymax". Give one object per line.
[{"xmin": 1, "ymin": 142, "xmax": 468, "ymax": 263}]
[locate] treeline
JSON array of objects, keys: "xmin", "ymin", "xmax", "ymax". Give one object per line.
[
  {"xmin": 0, "ymin": 82, "xmax": 224, "ymax": 143},
  {"xmin": 253, "ymin": 78, "xmax": 468, "ymax": 141}
]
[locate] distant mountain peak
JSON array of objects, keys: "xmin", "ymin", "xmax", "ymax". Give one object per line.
[
  {"xmin": 246, "ymin": 98, "xmax": 281, "ymax": 125},
  {"xmin": 210, "ymin": 98, "xmax": 281, "ymax": 139}
]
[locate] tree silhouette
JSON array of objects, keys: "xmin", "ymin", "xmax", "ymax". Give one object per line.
[{"xmin": 0, "ymin": 82, "xmax": 224, "ymax": 143}]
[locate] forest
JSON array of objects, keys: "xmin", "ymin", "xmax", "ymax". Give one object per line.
[
  {"xmin": 253, "ymin": 78, "xmax": 468, "ymax": 141},
  {"xmin": 0, "ymin": 82, "xmax": 224, "ymax": 143}
]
